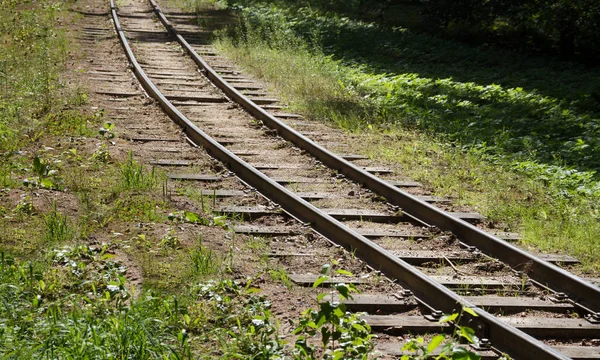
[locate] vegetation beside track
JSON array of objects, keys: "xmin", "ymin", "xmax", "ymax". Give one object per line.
[
  {"xmin": 0, "ymin": 1, "xmax": 289, "ymax": 357},
  {"xmin": 176, "ymin": 0, "xmax": 600, "ymax": 271}
]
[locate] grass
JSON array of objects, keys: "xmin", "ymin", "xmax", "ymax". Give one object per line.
[
  {"xmin": 120, "ymin": 152, "xmax": 158, "ymax": 191},
  {"xmin": 208, "ymin": 1, "xmax": 600, "ymax": 272},
  {"xmin": 0, "ymin": 247, "xmax": 285, "ymax": 358},
  {"xmin": 0, "ymin": 0, "xmax": 70, "ymax": 153},
  {"xmin": 268, "ymin": 266, "xmax": 293, "ymax": 289},
  {"xmin": 44, "ymin": 204, "xmax": 75, "ymax": 244},
  {"xmin": 190, "ymin": 236, "xmax": 223, "ymax": 276}
]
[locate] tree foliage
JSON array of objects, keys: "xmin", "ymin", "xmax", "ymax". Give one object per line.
[{"xmin": 420, "ymin": 0, "xmax": 600, "ymax": 61}]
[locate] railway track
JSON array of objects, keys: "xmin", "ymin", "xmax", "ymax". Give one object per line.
[{"xmin": 75, "ymin": 0, "xmax": 600, "ymax": 357}]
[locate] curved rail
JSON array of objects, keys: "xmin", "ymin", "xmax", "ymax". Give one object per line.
[
  {"xmin": 111, "ymin": 1, "xmax": 572, "ymax": 358},
  {"xmin": 147, "ymin": 0, "xmax": 600, "ymax": 316}
]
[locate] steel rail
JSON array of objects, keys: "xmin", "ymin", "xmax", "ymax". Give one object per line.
[
  {"xmin": 110, "ymin": 1, "xmax": 570, "ymax": 358},
  {"xmin": 147, "ymin": 0, "xmax": 600, "ymax": 315}
]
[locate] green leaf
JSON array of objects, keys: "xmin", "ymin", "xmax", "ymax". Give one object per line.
[
  {"xmin": 335, "ymin": 283, "xmax": 350, "ymax": 299},
  {"xmin": 317, "ymin": 293, "xmax": 328, "ymax": 302},
  {"xmin": 335, "ymin": 269, "xmax": 354, "ymax": 276},
  {"xmin": 315, "ymin": 314, "xmax": 327, "ymax": 327},
  {"xmin": 451, "ymin": 346, "xmax": 481, "ymax": 360},
  {"xmin": 321, "ymin": 327, "xmax": 331, "ymax": 346},
  {"xmin": 459, "ymin": 326, "xmax": 478, "ymax": 344},
  {"xmin": 33, "ymin": 157, "xmax": 43, "ymax": 176},
  {"xmin": 184, "ymin": 211, "xmax": 206, "ymax": 224},
  {"xmin": 427, "ymin": 334, "xmax": 445, "ymax": 354},
  {"xmin": 100, "ymin": 253, "xmax": 115, "ymax": 261},
  {"xmin": 321, "ymin": 263, "xmax": 331, "ymax": 275},
  {"xmin": 462, "ymin": 306, "xmax": 478, "ymax": 317},
  {"xmin": 40, "ymin": 178, "xmax": 54, "ymax": 189},
  {"xmin": 352, "ymin": 322, "xmax": 367, "ymax": 332},
  {"xmin": 212, "ymin": 215, "xmax": 228, "ymax": 228},
  {"xmin": 401, "ymin": 341, "xmax": 419, "ymax": 351},
  {"xmin": 439, "ymin": 312, "xmax": 459, "ymax": 323},
  {"xmin": 312, "ymin": 275, "xmax": 328, "ymax": 288}
]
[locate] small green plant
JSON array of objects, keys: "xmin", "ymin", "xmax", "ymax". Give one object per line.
[
  {"xmin": 190, "ymin": 236, "xmax": 221, "ymax": 276},
  {"xmin": 190, "ymin": 279, "xmax": 287, "ymax": 358},
  {"xmin": 44, "ymin": 204, "xmax": 74, "ymax": 244},
  {"xmin": 212, "ymin": 214, "xmax": 228, "ymax": 229},
  {"xmin": 98, "ymin": 121, "xmax": 115, "ymax": 139},
  {"xmin": 168, "ymin": 210, "xmax": 210, "ymax": 225},
  {"xmin": 92, "ymin": 145, "xmax": 111, "ymax": 163},
  {"xmin": 401, "ymin": 307, "xmax": 484, "ymax": 360},
  {"xmin": 268, "ymin": 266, "xmax": 292, "ymax": 289},
  {"xmin": 293, "ymin": 262, "xmax": 375, "ymax": 359},
  {"xmin": 15, "ymin": 196, "xmax": 35, "ymax": 215},
  {"xmin": 23, "ymin": 156, "xmax": 59, "ymax": 189},
  {"xmin": 161, "ymin": 229, "xmax": 181, "ymax": 250},
  {"xmin": 120, "ymin": 152, "xmax": 156, "ymax": 191},
  {"xmin": 93, "ymin": 121, "xmax": 113, "ymax": 164}
]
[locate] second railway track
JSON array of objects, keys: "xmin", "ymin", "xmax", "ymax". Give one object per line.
[{"xmin": 92, "ymin": 0, "xmax": 600, "ymax": 357}]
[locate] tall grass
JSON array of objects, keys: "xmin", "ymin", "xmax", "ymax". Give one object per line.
[
  {"xmin": 0, "ymin": 249, "xmax": 190, "ymax": 358},
  {"xmin": 0, "ymin": 0, "xmax": 94, "ymax": 190},
  {"xmin": 166, "ymin": 0, "xmax": 226, "ymax": 11}
]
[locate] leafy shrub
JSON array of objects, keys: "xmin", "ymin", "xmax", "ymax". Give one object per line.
[{"xmin": 293, "ymin": 263, "xmax": 375, "ymax": 359}]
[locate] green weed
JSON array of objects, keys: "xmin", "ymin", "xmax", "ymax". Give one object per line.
[
  {"xmin": 190, "ymin": 279, "xmax": 286, "ymax": 358},
  {"xmin": 294, "ymin": 262, "xmax": 375, "ymax": 359},
  {"xmin": 401, "ymin": 307, "xmax": 491, "ymax": 360},
  {"xmin": 0, "ymin": 0, "xmax": 70, "ymax": 153},
  {"xmin": 268, "ymin": 266, "xmax": 292, "ymax": 289},
  {"xmin": 190, "ymin": 236, "xmax": 222, "ymax": 276},
  {"xmin": 161, "ymin": 229, "xmax": 181, "ymax": 250},
  {"xmin": 0, "ymin": 246, "xmax": 192, "ymax": 358},
  {"xmin": 44, "ymin": 204, "xmax": 74, "ymax": 244},
  {"xmin": 113, "ymin": 195, "xmax": 165, "ymax": 223},
  {"xmin": 166, "ymin": 0, "xmax": 226, "ymax": 12},
  {"xmin": 120, "ymin": 153, "xmax": 157, "ymax": 191}
]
